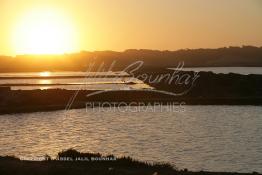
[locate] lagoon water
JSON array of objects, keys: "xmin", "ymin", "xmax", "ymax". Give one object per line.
[
  {"xmin": 0, "ymin": 71, "xmax": 150, "ymax": 90},
  {"xmin": 0, "ymin": 67, "xmax": 261, "ymax": 90},
  {"xmin": 0, "ymin": 70, "xmax": 262, "ymax": 173},
  {"xmin": 0, "ymin": 106, "xmax": 261, "ymax": 173}
]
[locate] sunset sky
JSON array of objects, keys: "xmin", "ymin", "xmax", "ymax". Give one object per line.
[{"xmin": 0, "ymin": 0, "xmax": 262, "ymax": 55}]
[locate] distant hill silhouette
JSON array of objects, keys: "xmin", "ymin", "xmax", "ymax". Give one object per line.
[{"xmin": 0, "ymin": 46, "xmax": 262, "ymax": 72}]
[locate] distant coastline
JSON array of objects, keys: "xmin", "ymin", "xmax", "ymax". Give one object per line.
[{"xmin": 1, "ymin": 46, "xmax": 262, "ymax": 72}]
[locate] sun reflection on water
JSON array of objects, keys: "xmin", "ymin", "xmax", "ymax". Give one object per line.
[
  {"xmin": 39, "ymin": 71, "xmax": 51, "ymax": 77},
  {"xmin": 38, "ymin": 79, "xmax": 52, "ymax": 84}
]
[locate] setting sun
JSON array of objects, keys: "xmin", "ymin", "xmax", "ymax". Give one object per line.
[{"xmin": 12, "ymin": 7, "xmax": 78, "ymax": 54}]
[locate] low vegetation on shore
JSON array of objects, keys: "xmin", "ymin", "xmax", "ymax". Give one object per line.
[{"xmin": 0, "ymin": 149, "xmax": 260, "ymax": 175}]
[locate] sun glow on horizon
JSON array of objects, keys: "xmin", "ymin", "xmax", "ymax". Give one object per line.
[
  {"xmin": 0, "ymin": 0, "xmax": 259, "ymax": 56},
  {"xmin": 12, "ymin": 7, "xmax": 79, "ymax": 55}
]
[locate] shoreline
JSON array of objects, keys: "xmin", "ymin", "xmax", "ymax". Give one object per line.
[
  {"xmin": 0, "ymin": 149, "xmax": 260, "ymax": 175},
  {"xmin": 0, "ymin": 89, "xmax": 262, "ymax": 114},
  {"xmin": 0, "ymin": 70, "xmax": 262, "ymax": 114}
]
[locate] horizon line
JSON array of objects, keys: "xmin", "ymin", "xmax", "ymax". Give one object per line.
[{"xmin": 1, "ymin": 45, "xmax": 262, "ymax": 57}]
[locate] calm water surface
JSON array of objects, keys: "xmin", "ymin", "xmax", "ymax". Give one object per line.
[
  {"xmin": 1, "ymin": 68, "xmax": 262, "ymax": 90},
  {"xmin": 0, "ymin": 71, "xmax": 151, "ymax": 90},
  {"xmin": 0, "ymin": 106, "xmax": 261, "ymax": 173}
]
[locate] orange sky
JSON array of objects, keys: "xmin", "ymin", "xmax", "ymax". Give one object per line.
[{"xmin": 0, "ymin": 0, "xmax": 262, "ymax": 55}]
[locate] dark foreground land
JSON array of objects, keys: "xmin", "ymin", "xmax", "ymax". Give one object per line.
[
  {"xmin": 0, "ymin": 149, "xmax": 260, "ymax": 175},
  {"xmin": 0, "ymin": 71, "xmax": 262, "ymax": 114}
]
